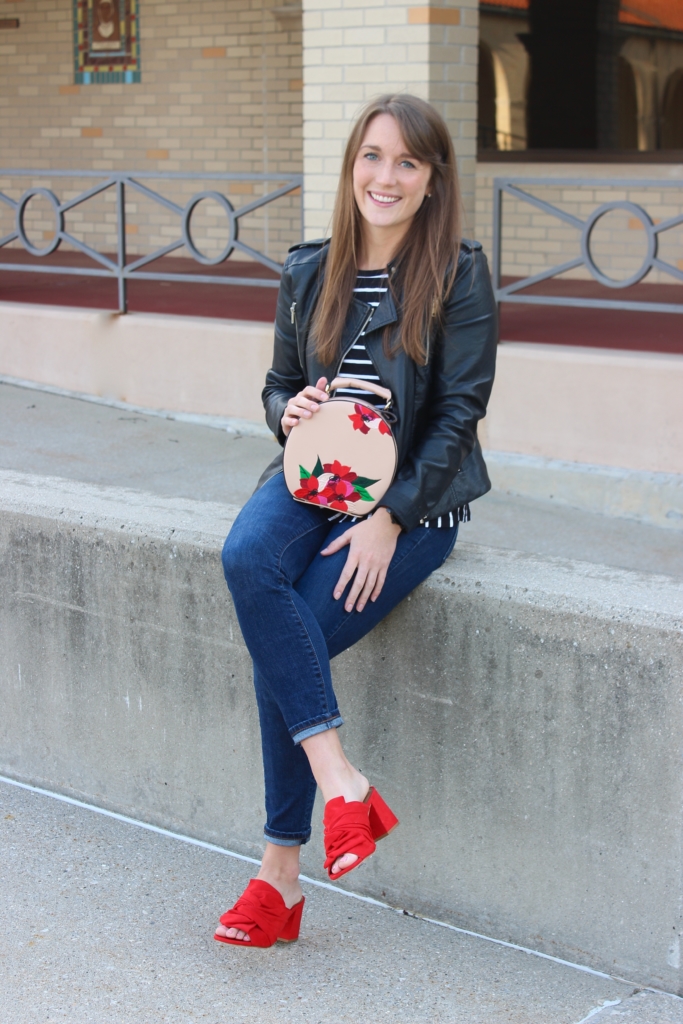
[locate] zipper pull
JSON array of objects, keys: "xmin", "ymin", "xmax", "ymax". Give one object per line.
[{"xmin": 290, "ymin": 301, "xmax": 297, "ymax": 324}]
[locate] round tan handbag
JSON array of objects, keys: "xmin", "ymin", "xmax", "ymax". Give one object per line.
[{"xmin": 283, "ymin": 377, "xmax": 398, "ymax": 516}]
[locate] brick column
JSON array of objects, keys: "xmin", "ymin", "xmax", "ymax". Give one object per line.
[{"xmin": 302, "ymin": 0, "xmax": 479, "ymax": 240}]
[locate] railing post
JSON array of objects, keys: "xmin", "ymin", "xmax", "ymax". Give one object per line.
[{"xmin": 116, "ymin": 176, "xmax": 127, "ymax": 314}]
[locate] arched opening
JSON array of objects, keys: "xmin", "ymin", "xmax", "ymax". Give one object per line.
[
  {"xmin": 492, "ymin": 51, "xmax": 513, "ymax": 151},
  {"xmin": 478, "ymin": 42, "xmax": 497, "ymax": 151},
  {"xmin": 617, "ymin": 56, "xmax": 638, "ymax": 150},
  {"xmin": 661, "ymin": 69, "xmax": 683, "ymax": 149}
]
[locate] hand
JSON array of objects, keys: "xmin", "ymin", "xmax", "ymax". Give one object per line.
[
  {"xmin": 321, "ymin": 508, "xmax": 402, "ymax": 613},
  {"xmin": 281, "ymin": 377, "xmax": 328, "ymax": 437}
]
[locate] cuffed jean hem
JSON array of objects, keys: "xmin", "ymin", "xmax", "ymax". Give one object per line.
[
  {"xmin": 291, "ymin": 714, "xmax": 344, "ymax": 746},
  {"xmin": 264, "ymin": 831, "xmax": 311, "ymax": 847}
]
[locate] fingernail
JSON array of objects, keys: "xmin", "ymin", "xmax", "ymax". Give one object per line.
[
  {"xmin": 345, "ymin": 604, "xmax": 352, "ymax": 612},
  {"xmin": 334, "ymin": 591, "xmax": 341, "ymax": 599}
]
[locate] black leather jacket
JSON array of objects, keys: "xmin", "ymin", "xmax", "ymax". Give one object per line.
[{"xmin": 259, "ymin": 238, "xmax": 498, "ymax": 533}]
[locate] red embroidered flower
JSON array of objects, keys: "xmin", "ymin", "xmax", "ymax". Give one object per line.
[
  {"xmin": 320, "ymin": 475, "xmax": 361, "ymax": 511},
  {"xmin": 349, "ymin": 404, "xmax": 391, "ymax": 436},
  {"xmin": 322, "ymin": 460, "xmax": 355, "ymax": 481},
  {"xmin": 293, "ymin": 475, "xmax": 328, "ymax": 504}
]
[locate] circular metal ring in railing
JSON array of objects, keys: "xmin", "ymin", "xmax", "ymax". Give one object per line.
[
  {"xmin": 16, "ymin": 188, "xmax": 64, "ymax": 257},
  {"xmin": 182, "ymin": 191, "xmax": 237, "ymax": 265},
  {"xmin": 580, "ymin": 201, "xmax": 657, "ymax": 289}
]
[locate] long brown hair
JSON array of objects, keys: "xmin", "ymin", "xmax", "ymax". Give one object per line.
[{"xmin": 311, "ymin": 94, "xmax": 461, "ymax": 366}]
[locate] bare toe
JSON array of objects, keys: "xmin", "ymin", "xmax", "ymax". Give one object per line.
[
  {"xmin": 331, "ymin": 852, "xmax": 358, "ymax": 875},
  {"xmin": 216, "ymin": 923, "xmax": 250, "ymax": 942}
]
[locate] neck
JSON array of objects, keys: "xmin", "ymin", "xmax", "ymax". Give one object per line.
[{"xmin": 357, "ymin": 221, "xmax": 410, "ymax": 271}]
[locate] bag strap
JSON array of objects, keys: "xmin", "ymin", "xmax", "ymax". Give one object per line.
[{"xmin": 327, "ymin": 377, "xmax": 393, "ymax": 407}]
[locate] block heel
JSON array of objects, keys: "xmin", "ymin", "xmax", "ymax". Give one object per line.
[{"xmin": 365, "ymin": 787, "xmax": 399, "ymax": 842}]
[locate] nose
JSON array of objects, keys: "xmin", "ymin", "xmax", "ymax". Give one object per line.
[{"xmin": 373, "ymin": 159, "xmax": 398, "ymax": 187}]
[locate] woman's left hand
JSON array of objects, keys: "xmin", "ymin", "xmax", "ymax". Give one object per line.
[{"xmin": 320, "ymin": 508, "xmax": 402, "ymax": 613}]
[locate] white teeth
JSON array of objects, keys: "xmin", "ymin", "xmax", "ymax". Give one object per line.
[{"xmin": 370, "ymin": 193, "xmax": 399, "ymax": 204}]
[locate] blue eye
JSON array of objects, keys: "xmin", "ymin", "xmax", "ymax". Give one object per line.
[
  {"xmin": 364, "ymin": 152, "xmax": 379, "ymax": 160},
  {"xmin": 400, "ymin": 159, "xmax": 417, "ymax": 169}
]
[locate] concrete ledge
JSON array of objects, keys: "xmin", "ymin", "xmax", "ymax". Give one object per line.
[
  {"xmin": 1, "ymin": 470, "xmax": 682, "ymax": 991},
  {"xmin": 485, "ymin": 450, "xmax": 683, "ymax": 531}
]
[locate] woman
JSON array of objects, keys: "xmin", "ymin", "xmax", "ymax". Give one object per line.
[{"xmin": 216, "ymin": 94, "xmax": 497, "ymax": 947}]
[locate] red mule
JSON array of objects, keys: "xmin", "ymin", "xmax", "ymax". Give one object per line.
[
  {"xmin": 214, "ymin": 879, "xmax": 305, "ymax": 947},
  {"xmin": 323, "ymin": 788, "xmax": 399, "ymax": 881}
]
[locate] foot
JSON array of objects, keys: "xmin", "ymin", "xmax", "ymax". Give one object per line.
[
  {"xmin": 325, "ymin": 767, "xmax": 370, "ymax": 877},
  {"xmin": 215, "ymin": 847, "xmax": 303, "ymax": 944}
]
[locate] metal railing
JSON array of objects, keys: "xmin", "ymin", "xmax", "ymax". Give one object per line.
[
  {"xmin": 0, "ymin": 169, "xmax": 303, "ymax": 313},
  {"xmin": 492, "ymin": 176, "xmax": 683, "ymax": 314}
]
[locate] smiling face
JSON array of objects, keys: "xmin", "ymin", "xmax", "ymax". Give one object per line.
[{"xmin": 352, "ymin": 113, "xmax": 432, "ymax": 256}]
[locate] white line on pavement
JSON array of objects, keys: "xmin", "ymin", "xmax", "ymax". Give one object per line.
[{"xmin": 2, "ymin": 772, "xmax": 681, "ymax": 1005}]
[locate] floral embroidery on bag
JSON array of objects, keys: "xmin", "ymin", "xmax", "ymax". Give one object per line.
[
  {"xmin": 293, "ymin": 457, "xmax": 380, "ymax": 511},
  {"xmin": 349, "ymin": 404, "xmax": 391, "ymax": 436}
]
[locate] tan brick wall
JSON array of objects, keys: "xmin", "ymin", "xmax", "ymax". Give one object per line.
[
  {"xmin": 0, "ymin": 0, "xmax": 303, "ymax": 263},
  {"xmin": 475, "ymin": 162, "xmax": 683, "ymax": 286},
  {"xmin": 302, "ymin": 0, "xmax": 479, "ymax": 239}
]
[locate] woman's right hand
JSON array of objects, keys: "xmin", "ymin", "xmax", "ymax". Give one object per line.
[{"xmin": 281, "ymin": 377, "xmax": 329, "ymax": 437}]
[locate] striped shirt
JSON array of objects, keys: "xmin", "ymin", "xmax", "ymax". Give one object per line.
[{"xmin": 325, "ymin": 269, "xmax": 470, "ymax": 531}]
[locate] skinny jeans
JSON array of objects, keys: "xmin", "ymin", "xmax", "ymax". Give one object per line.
[{"xmin": 221, "ymin": 471, "xmax": 458, "ymax": 846}]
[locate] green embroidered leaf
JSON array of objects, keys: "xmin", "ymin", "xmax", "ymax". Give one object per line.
[
  {"xmin": 312, "ymin": 456, "xmax": 324, "ymax": 478},
  {"xmin": 299, "ymin": 465, "xmax": 311, "ymax": 479},
  {"xmin": 355, "ymin": 485, "xmax": 374, "ymax": 502},
  {"xmin": 353, "ymin": 476, "xmax": 380, "ymax": 488}
]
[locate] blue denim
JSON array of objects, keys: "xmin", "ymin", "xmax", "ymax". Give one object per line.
[{"xmin": 222, "ymin": 471, "xmax": 458, "ymax": 846}]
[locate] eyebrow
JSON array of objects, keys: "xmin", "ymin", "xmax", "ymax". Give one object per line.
[{"xmin": 360, "ymin": 144, "xmax": 421, "ymax": 161}]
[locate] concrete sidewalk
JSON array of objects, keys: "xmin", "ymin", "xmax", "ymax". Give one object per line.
[
  {"xmin": 1, "ymin": 379, "xmax": 681, "ymax": 578},
  {"xmin": 2, "ymin": 778, "xmax": 681, "ymax": 1024}
]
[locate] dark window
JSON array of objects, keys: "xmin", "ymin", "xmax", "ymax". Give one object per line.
[
  {"xmin": 661, "ymin": 70, "xmax": 683, "ymax": 148},
  {"xmin": 478, "ymin": 43, "xmax": 498, "ymax": 150},
  {"xmin": 617, "ymin": 56, "xmax": 638, "ymax": 149}
]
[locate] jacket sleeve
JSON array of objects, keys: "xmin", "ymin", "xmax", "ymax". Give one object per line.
[
  {"xmin": 380, "ymin": 248, "xmax": 498, "ymax": 531},
  {"xmin": 261, "ymin": 256, "xmax": 307, "ymax": 446}
]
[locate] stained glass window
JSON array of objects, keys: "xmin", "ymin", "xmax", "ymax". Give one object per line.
[{"xmin": 73, "ymin": 0, "xmax": 140, "ymax": 84}]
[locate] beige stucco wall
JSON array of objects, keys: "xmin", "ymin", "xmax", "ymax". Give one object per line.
[
  {"xmin": 475, "ymin": 161, "xmax": 683, "ymax": 285},
  {"xmin": 2, "ymin": 303, "xmax": 682, "ymax": 476},
  {"xmin": 0, "ymin": 302, "xmax": 274, "ymax": 423},
  {"xmin": 479, "ymin": 342, "xmax": 683, "ymax": 476}
]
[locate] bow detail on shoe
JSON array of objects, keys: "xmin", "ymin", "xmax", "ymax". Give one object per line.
[
  {"xmin": 216, "ymin": 880, "xmax": 304, "ymax": 947},
  {"xmin": 323, "ymin": 796, "xmax": 376, "ymax": 880}
]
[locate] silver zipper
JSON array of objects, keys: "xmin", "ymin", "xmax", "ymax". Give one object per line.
[
  {"xmin": 290, "ymin": 301, "xmax": 297, "ymax": 324},
  {"xmin": 335, "ymin": 308, "xmax": 374, "ymax": 378}
]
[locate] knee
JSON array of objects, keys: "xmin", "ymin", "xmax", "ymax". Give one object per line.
[
  {"xmin": 221, "ymin": 523, "xmax": 271, "ymax": 590},
  {"xmin": 221, "ymin": 528, "xmax": 248, "ymax": 587}
]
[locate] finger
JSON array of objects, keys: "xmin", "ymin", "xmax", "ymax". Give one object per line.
[
  {"xmin": 333, "ymin": 554, "xmax": 358, "ymax": 601},
  {"xmin": 314, "ymin": 376, "xmax": 329, "ymax": 400},
  {"xmin": 355, "ymin": 569, "xmax": 379, "ymax": 613},
  {"xmin": 344, "ymin": 564, "xmax": 369, "ymax": 613},
  {"xmin": 292, "ymin": 395, "xmax": 319, "ymax": 414},
  {"xmin": 370, "ymin": 566, "xmax": 388, "ymax": 602},
  {"xmin": 320, "ymin": 529, "xmax": 353, "ymax": 556},
  {"xmin": 302, "ymin": 385, "xmax": 328, "ymax": 404}
]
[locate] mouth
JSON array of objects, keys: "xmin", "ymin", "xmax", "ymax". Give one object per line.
[{"xmin": 368, "ymin": 191, "xmax": 401, "ymax": 207}]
